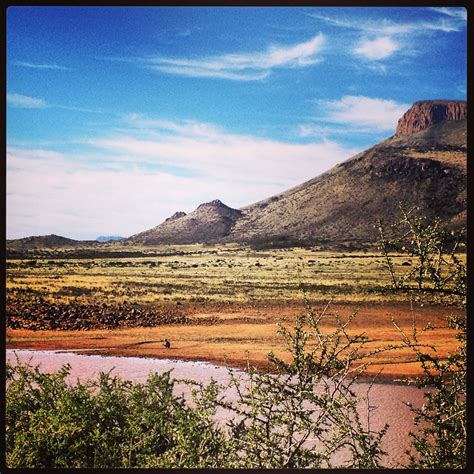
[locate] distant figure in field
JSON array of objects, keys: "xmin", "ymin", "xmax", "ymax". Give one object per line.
[{"xmin": 163, "ymin": 338, "xmax": 171, "ymax": 349}]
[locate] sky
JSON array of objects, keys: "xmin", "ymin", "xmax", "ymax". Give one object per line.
[{"xmin": 6, "ymin": 6, "xmax": 467, "ymax": 240}]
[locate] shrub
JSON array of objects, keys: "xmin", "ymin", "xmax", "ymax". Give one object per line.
[
  {"xmin": 375, "ymin": 202, "xmax": 466, "ymax": 305},
  {"xmin": 376, "ymin": 204, "xmax": 466, "ymax": 468},
  {"xmin": 6, "ymin": 301, "xmax": 392, "ymax": 468},
  {"xmin": 6, "ymin": 361, "xmax": 229, "ymax": 468},
  {"xmin": 212, "ymin": 300, "xmax": 392, "ymax": 468}
]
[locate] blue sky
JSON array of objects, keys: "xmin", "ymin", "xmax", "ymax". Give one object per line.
[{"xmin": 6, "ymin": 6, "xmax": 467, "ymax": 239}]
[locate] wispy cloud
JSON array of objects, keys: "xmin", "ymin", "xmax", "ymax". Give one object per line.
[
  {"xmin": 146, "ymin": 34, "xmax": 325, "ymax": 80},
  {"xmin": 430, "ymin": 7, "xmax": 467, "ymax": 21},
  {"xmin": 297, "ymin": 122, "xmax": 386, "ymax": 139},
  {"xmin": 321, "ymin": 96, "xmax": 409, "ymax": 132},
  {"xmin": 12, "ymin": 60, "xmax": 71, "ymax": 70},
  {"xmin": 307, "ymin": 12, "xmax": 465, "ymax": 35},
  {"xmin": 7, "ymin": 92, "xmax": 105, "ymax": 113},
  {"xmin": 54, "ymin": 104, "xmax": 105, "ymax": 114},
  {"xmin": 7, "ymin": 93, "xmax": 47, "ymax": 109},
  {"xmin": 88, "ymin": 114, "xmax": 356, "ymax": 184},
  {"xmin": 354, "ymin": 36, "xmax": 400, "ymax": 60}
]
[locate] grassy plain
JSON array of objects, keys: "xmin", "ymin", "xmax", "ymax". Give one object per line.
[{"xmin": 6, "ymin": 244, "xmax": 465, "ymax": 378}]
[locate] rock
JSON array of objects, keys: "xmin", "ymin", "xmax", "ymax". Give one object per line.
[
  {"xmin": 396, "ymin": 100, "xmax": 466, "ymax": 137},
  {"xmin": 165, "ymin": 211, "xmax": 187, "ymax": 222}
]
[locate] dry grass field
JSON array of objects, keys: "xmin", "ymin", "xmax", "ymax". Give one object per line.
[
  {"xmin": 6, "ymin": 245, "xmax": 466, "ymax": 379},
  {"xmin": 7, "ymin": 244, "xmax": 462, "ymax": 304}
]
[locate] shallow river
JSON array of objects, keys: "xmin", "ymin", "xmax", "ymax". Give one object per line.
[{"xmin": 7, "ymin": 349, "xmax": 426, "ymax": 468}]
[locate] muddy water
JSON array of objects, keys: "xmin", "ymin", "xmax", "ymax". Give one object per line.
[{"xmin": 7, "ymin": 349, "xmax": 426, "ymax": 468}]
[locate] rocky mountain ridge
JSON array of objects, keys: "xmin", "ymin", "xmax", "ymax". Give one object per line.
[
  {"xmin": 127, "ymin": 199, "xmax": 243, "ymax": 245},
  {"xmin": 7, "ymin": 234, "xmax": 97, "ymax": 249}
]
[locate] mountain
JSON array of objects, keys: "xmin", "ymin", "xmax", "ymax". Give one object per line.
[
  {"xmin": 127, "ymin": 200, "xmax": 242, "ymax": 245},
  {"xmin": 128, "ymin": 100, "xmax": 466, "ymax": 248},
  {"xmin": 6, "ymin": 234, "xmax": 95, "ymax": 250},
  {"xmin": 96, "ymin": 235, "xmax": 125, "ymax": 242}
]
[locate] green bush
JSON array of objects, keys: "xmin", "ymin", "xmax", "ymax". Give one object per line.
[
  {"xmin": 6, "ymin": 361, "xmax": 229, "ymax": 468},
  {"xmin": 218, "ymin": 305, "xmax": 390, "ymax": 468},
  {"xmin": 375, "ymin": 202, "xmax": 466, "ymax": 305}
]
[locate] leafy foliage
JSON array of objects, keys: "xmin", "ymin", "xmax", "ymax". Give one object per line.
[
  {"xmin": 6, "ymin": 361, "xmax": 229, "ymax": 468},
  {"xmin": 6, "ymin": 302, "xmax": 391, "ymax": 468}
]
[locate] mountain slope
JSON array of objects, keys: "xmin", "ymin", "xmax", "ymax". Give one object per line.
[
  {"xmin": 231, "ymin": 120, "xmax": 466, "ymax": 246},
  {"xmin": 11, "ymin": 102, "xmax": 465, "ymax": 249},
  {"xmin": 129, "ymin": 100, "xmax": 466, "ymax": 248}
]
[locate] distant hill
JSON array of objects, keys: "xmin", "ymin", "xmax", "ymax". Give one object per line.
[
  {"xmin": 127, "ymin": 200, "xmax": 242, "ymax": 245},
  {"xmin": 6, "ymin": 234, "xmax": 97, "ymax": 250},
  {"xmin": 96, "ymin": 235, "xmax": 125, "ymax": 242},
  {"xmin": 127, "ymin": 100, "xmax": 466, "ymax": 248}
]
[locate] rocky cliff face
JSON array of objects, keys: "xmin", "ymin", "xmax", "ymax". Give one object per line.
[{"xmin": 396, "ymin": 100, "xmax": 466, "ymax": 137}]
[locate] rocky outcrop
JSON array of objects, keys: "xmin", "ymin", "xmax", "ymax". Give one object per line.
[
  {"xmin": 127, "ymin": 199, "xmax": 243, "ymax": 245},
  {"xmin": 165, "ymin": 211, "xmax": 187, "ymax": 222},
  {"xmin": 195, "ymin": 199, "xmax": 242, "ymax": 220},
  {"xmin": 396, "ymin": 100, "xmax": 466, "ymax": 137}
]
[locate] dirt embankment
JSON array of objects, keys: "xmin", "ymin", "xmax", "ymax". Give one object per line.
[{"xmin": 7, "ymin": 301, "xmax": 464, "ymax": 379}]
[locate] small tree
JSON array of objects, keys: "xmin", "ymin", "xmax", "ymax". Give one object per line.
[
  {"xmin": 377, "ymin": 206, "xmax": 466, "ymax": 468},
  {"xmin": 213, "ymin": 299, "xmax": 393, "ymax": 468},
  {"xmin": 375, "ymin": 202, "xmax": 466, "ymax": 303}
]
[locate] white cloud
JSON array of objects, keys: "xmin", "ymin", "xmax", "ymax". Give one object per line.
[
  {"xmin": 87, "ymin": 117, "xmax": 356, "ymax": 186},
  {"xmin": 12, "ymin": 61, "xmax": 71, "ymax": 70},
  {"xmin": 7, "ymin": 93, "xmax": 47, "ymax": 109},
  {"xmin": 307, "ymin": 12, "xmax": 465, "ymax": 35},
  {"xmin": 322, "ymin": 96, "xmax": 409, "ymax": 132},
  {"xmin": 354, "ymin": 36, "xmax": 400, "ymax": 60},
  {"xmin": 147, "ymin": 34, "xmax": 325, "ymax": 80},
  {"xmin": 7, "ymin": 149, "xmax": 206, "ymax": 239},
  {"xmin": 296, "ymin": 122, "xmax": 384, "ymax": 138},
  {"xmin": 7, "ymin": 117, "xmax": 359, "ymax": 239},
  {"xmin": 54, "ymin": 104, "xmax": 105, "ymax": 114},
  {"xmin": 298, "ymin": 124, "xmax": 326, "ymax": 138},
  {"xmin": 121, "ymin": 114, "xmax": 223, "ymax": 138},
  {"xmin": 7, "ymin": 93, "xmax": 104, "ymax": 114},
  {"xmin": 430, "ymin": 7, "xmax": 467, "ymax": 21}
]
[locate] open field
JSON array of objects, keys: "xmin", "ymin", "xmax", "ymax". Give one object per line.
[
  {"xmin": 6, "ymin": 244, "xmax": 465, "ymax": 305},
  {"xmin": 6, "ymin": 245, "xmax": 465, "ymax": 379}
]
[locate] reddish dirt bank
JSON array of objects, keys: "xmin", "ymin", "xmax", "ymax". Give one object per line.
[{"xmin": 7, "ymin": 302, "xmax": 464, "ymax": 379}]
